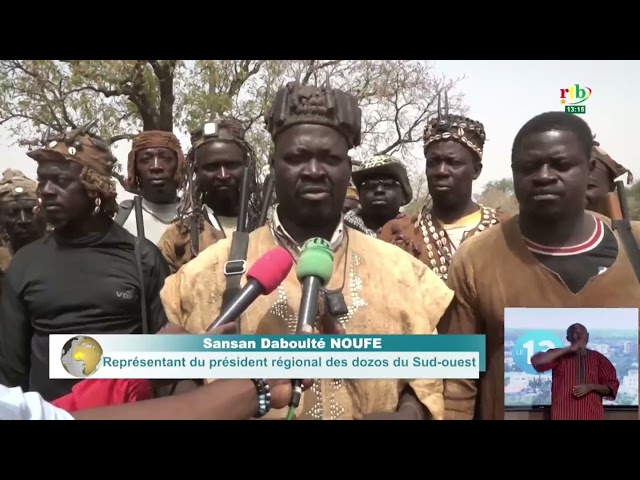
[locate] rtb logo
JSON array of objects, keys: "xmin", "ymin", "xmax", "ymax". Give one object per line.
[
  {"xmin": 512, "ymin": 330, "xmax": 564, "ymax": 375},
  {"xmin": 560, "ymin": 84, "xmax": 592, "ymax": 115}
]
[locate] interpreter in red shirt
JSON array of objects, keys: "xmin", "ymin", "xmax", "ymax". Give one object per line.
[{"xmin": 531, "ymin": 323, "xmax": 619, "ymax": 420}]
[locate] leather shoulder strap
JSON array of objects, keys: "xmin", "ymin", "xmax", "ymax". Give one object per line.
[
  {"xmin": 612, "ymin": 219, "xmax": 640, "ymax": 283},
  {"xmin": 221, "ymin": 231, "xmax": 250, "ymax": 312}
]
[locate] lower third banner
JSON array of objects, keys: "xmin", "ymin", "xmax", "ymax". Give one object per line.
[{"xmin": 49, "ymin": 334, "xmax": 486, "ymax": 380}]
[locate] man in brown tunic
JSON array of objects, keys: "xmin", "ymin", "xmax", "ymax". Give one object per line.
[
  {"xmin": 379, "ymin": 107, "xmax": 506, "ymax": 280},
  {"xmin": 345, "ymin": 156, "xmax": 411, "ymax": 237},
  {"xmin": 0, "ymin": 169, "xmax": 46, "ymax": 272},
  {"xmin": 441, "ymin": 111, "xmax": 640, "ymax": 420}
]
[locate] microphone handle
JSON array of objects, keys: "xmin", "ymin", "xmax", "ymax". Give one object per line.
[
  {"xmin": 290, "ymin": 275, "xmax": 323, "ymax": 411},
  {"xmin": 207, "ymin": 280, "xmax": 263, "ymax": 331},
  {"xmin": 295, "ymin": 276, "xmax": 323, "ymax": 334}
]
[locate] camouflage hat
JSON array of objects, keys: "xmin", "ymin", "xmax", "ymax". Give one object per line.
[
  {"xmin": 351, "ymin": 156, "xmax": 413, "ymax": 205},
  {"xmin": 0, "ymin": 169, "xmax": 37, "ymax": 202}
]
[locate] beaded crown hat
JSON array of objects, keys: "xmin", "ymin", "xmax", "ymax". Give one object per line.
[{"xmin": 423, "ymin": 91, "xmax": 486, "ymax": 160}]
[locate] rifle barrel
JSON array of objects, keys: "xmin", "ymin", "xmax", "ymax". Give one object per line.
[{"xmin": 615, "ymin": 180, "xmax": 630, "ymax": 220}]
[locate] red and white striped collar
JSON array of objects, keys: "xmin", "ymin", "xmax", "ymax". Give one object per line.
[{"xmin": 523, "ymin": 215, "xmax": 605, "ymax": 256}]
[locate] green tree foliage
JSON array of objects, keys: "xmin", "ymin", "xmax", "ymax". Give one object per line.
[
  {"xmin": 475, "ymin": 178, "xmax": 519, "ymax": 216},
  {"xmin": 0, "ymin": 60, "xmax": 465, "ymax": 188},
  {"xmin": 627, "ymin": 181, "xmax": 640, "ymax": 221},
  {"xmin": 0, "ymin": 60, "xmax": 183, "ymax": 143},
  {"xmin": 405, "ymin": 178, "xmax": 519, "ymax": 218},
  {"xmin": 474, "ymin": 177, "xmax": 640, "ymax": 221}
]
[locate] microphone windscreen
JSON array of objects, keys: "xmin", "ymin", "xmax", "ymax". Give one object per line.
[
  {"xmin": 296, "ymin": 238, "xmax": 334, "ymax": 285},
  {"xmin": 246, "ymin": 247, "xmax": 294, "ymax": 294}
]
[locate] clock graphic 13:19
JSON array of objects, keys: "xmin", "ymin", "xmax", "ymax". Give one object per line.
[{"xmin": 512, "ymin": 330, "xmax": 564, "ymax": 375}]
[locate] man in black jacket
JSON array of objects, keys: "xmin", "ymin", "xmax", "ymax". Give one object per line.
[{"xmin": 0, "ymin": 122, "xmax": 170, "ymax": 401}]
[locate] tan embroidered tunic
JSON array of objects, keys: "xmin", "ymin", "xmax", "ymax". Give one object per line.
[
  {"xmin": 160, "ymin": 223, "xmax": 454, "ymax": 420},
  {"xmin": 158, "ymin": 222, "xmax": 225, "ymax": 273},
  {"xmin": 0, "ymin": 246, "xmax": 11, "ymax": 271}
]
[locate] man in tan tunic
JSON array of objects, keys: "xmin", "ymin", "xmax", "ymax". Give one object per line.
[
  {"xmin": 160, "ymin": 82, "xmax": 454, "ymax": 420},
  {"xmin": 0, "ymin": 169, "xmax": 46, "ymax": 272},
  {"xmin": 379, "ymin": 103, "xmax": 507, "ymax": 281},
  {"xmin": 441, "ymin": 111, "xmax": 640, "ymax": 420}
]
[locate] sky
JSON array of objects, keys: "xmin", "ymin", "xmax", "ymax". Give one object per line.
[
  {"xmin": 0, "ymin": 60, "xmax": 638, "ymax": 198},
  {"xmin": 504, "ymin": 307, "xmax": 638, "ymax": 332},
  {"xmin": 433, "ymin": 60, "xmax": 639, "ymax": 192}
]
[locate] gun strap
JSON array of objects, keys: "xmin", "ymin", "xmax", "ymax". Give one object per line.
[
  {"xmin": 189, "ymin": 216, "xmax": 200, "ymax": 258},
  {"xmin": 133, "ymin": 237, "xmax": 150, "ymax": 334},
  {"xmin": 114, "ymin": 199, "xmax": 134, "ymax": 226},
  {"xmin": 221, "ymin": 231, "xmax": 250, "ymax": 311},
  {"xmin": 130, "ymin": 195, "xmax": 150, "ymax": 334},
  {"xmin": 612, "ymin": 219, "xmax": 640, "ymax": 283}
]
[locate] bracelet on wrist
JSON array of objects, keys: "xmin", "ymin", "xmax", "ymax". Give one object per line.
[{"xmin": 251, "ymin": 379, "xmax": 272, "ymax": 418}]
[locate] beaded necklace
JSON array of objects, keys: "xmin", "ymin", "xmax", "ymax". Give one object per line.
[{"xmin": 418, "ymin": 205, "xmax": 498, "ymax": 280}]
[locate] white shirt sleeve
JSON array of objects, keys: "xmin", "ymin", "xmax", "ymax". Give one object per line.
[{"xmin": 0, "ymin": 385, "xmax": 75, "ymax": 420}]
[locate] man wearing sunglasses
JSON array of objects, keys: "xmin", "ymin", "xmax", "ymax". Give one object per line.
[{"xmin": 345, "ymin": 156, "xmax": 411, "ymax": 237}]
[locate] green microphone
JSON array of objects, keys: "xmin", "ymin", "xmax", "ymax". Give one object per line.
[
  {"xmin": 295, "ymin": 237, "xmax": 334, "ymax": 334},
  {"xmin": 288, "ymin": 238, "xmax": 334, "ymax": 415}
]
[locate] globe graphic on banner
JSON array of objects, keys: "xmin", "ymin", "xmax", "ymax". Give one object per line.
[
  {"xmin": 61, "ymin": 336, "xmax": 104, "ymax": 378},
  {"xmin": 512, "ymin": 330, "xmax": 564, "ymax": 375}
]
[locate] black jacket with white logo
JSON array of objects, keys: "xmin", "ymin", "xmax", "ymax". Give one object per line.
[{"xmin": 0, "ymin": 220, "xmax": 170, "ymax": 400}]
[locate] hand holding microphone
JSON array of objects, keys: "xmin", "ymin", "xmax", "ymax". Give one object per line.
[{"xmin": 207, "ymin": 247, "xmax": 294, "ymax": 331}]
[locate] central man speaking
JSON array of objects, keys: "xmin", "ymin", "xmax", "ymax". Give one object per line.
[{"xmin": 160, "ymin": 82, "xmax": 453, "ymax": 420}]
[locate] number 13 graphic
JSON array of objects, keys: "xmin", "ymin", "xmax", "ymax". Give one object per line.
[
  {"xmin": 522, "ymin": 340, "xmax": 557, "ymax": 364},
  {"xmin": 512, "ymin": 331, "xmax": 564, "ymax": 375}
]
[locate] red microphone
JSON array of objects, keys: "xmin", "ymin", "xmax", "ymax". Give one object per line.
[{"xmin": 207, "ymin": 247, "xmax": 293, "ymax": 330}]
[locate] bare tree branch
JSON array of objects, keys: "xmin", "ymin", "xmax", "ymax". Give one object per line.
[{"xmin": 0, "ymin": 59, "xmax": 467, "ymax": 204}]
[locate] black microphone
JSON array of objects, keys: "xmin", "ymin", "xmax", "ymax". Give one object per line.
[
  {"xmin": 288, "ymin": 238, "xmax": 335, "ymax": 416},
  {"xmin": 207, "ymin": 247, "xmax": 293, "ymax": 331}
]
